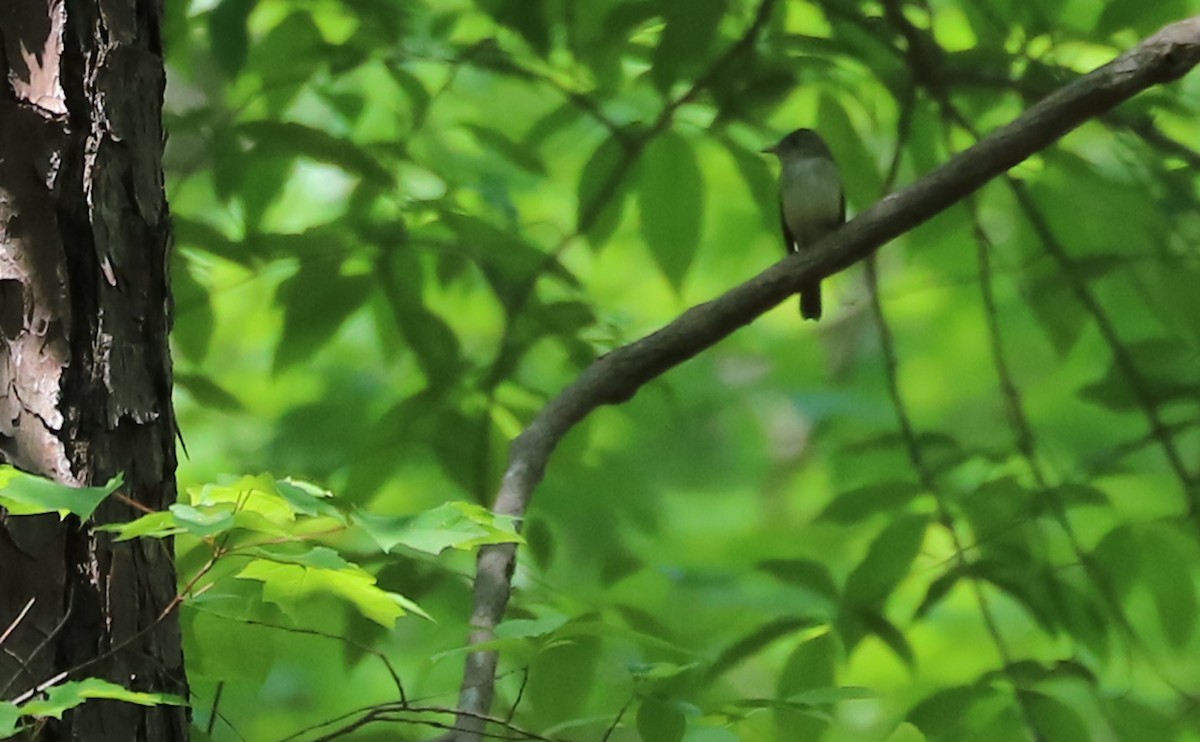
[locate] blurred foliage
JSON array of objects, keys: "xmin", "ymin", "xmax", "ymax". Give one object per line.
[{"xmin": 154, "ymin": 0, "xmax": 1200, "ymax": 739}]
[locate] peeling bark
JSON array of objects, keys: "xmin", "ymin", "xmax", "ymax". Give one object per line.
[{"xmin": 0, "ymin": 1, "xmax": 187, "ymax": 740}]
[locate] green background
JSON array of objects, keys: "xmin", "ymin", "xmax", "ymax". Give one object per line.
[{"xmin": 155, "ymin": 0, "xmax": 1200, "ymax": 740}]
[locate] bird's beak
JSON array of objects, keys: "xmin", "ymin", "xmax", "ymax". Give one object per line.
[{"xmin": 761, "ymin": 144, "xmax": 778, "ymax": 156}]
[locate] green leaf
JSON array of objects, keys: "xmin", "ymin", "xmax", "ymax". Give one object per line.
[
  {"xmin": 704, "ymin": 616, "xmax": 822, "ymax": 682},
  {"xmin": 171, "ymin": 255, "xmax": 215, "ymax": 362},
  {"xmin": 0, "ymin": 702, "xmax": 20, "ymax": 737},
  {"xmin": 495, "ymin": 613, "xmax": 570, "ymax": 639},
  {"xmin": 376, "ymin": 245, "xmax": 464, "ymax": 388},
  {"xmin": 0, "ymin": 468, "xmax": 122, "ymax": 518},
  {"xmin": 756, "ymin": 559, "xmax": 840, "ymax": 602},
  {"xmin": 1053, "ymin": 580, "xmax": 1109, "ymax": 659},
  {"xmin": 273, "ymin": 264, "xmax": 373, "ymax": 372},
  {"xmin": 1080, "ymin": 339, "xmax": 1200, "ymax": 411},
  {"xmin": 526, "ymin": 636, "xmax": 600, "ymax": 728},
  {"xmin": 387, "ymin": 62, "xmax": 432, "ymax": 129},
  {"xmin": 1105, "ymin": 696, "xmax": 1177, "ymax": 742},
  {"xmin": 885, "ymin": 721, "xmax": 928, "ymax": 742},
  {"xmin": 650, "ymin": 0, "xmax": 724, "ymax": 93},
  {"xmin": 787, "ymin": 686, "xmax": 876, "ymax": 705},
  {"xmin": 577, "ymin": 135, "xmax": 633, "ymax": 249},
  {"xmin": 440, "ymin": 212, "xmax": 578, "ymax": 307},
  {"xmin": 174, "ymin": 214, "xmax": 248, "ymax": 264},
  {"xmin": 170, "ymin": 503, "xmax": 237, "ymax": 538},
  {"xmin": 1140, "ymin": 526, "xmax": 1196, "ymax": 649},
  {"xmin": 1024, "ymin": 691, "xmax": 1091, "ymax": 741},
  {"xmin": 245, "ymin": 12, "xmax": 326, "ymax": 96},
  {"xmin": 273, "ymin": 478, "xmax": 343, "ymax": 520},
  {"xmin": 477, "ymin": 0, "xmax": 552, "ymax": 55},
  {"xmin": 973, "ymin": 560, "xmax": 1060, "ymax": 634},
  {"xmin": 352, "ymin": 501, "xmax": 522, "ymax": 555},
  {"xmin": 19, "ymin": 678, "xmax": 184, "ymax": 720},
  {"xmin": 1098, "ymin": 0, "xmax": 1189, "ymax": 36},
  {"xmin": 236, "ymin": 551, "xmax": 426, "ymax": 627},
  {"xmin": 914, "ymin": 568, "xmax": 961, "ymax": 620},
  {"xmin": 464, "ymin": 124, "xmax": 547, "ymax": 176},
  {"xmin": 188, "ymin": 474, "xmax": 298, "ymax": 521},
  {"xmin": 175, "ymin": 373, "xmax": 243, "ymax": 412},
  {"xmin": 775, "ymin": 633, "xmax": 836, "ymax": 740},
  {"xmin": 637, "ymin": 698, "xmax": 686, "ymax": 742},
  {"xmin": 843, "ymin": 515, "xmax": 929, "ymax": 607},
  {"xmin": 907, "ymin": 686, "xmax": 992, "ymax": 739},
  {"xmin": 1025, "ymin": 261, "xmax": 1086, "ymax": 357},
  {"xmin": 818, "ymin": 96, "xmax": 883, "ymax": 206},
  {"xmin": 96, "ymin": 510, "xmax": 183, "ymax": 541},
  {"xmin": 1090, "ymin": 524, "xmax": 1140, "ymax": 600},
  {"xmin": 637, "ymin": 131, "xmax": 704, "ymax": 290},
  {"xmin": 235, "ymin": 121, "xmax": 394, "ymax": 187},
  {"xmin": 861, "ymin": 610, "xmax": 915, "ymax": 668},
  {"xmin": 207, "ymin": 0, "xmax": 256, "ymax": 76},
  {"xmin": 817, "ymin": 482, "xmax": 924, "ymax": 524}
]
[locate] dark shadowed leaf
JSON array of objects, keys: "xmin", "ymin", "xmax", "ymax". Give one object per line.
[
  {"xmin": 1080, "ymin": 339, "xmax": 1200, "ymax": 411},
  {"xmin": 651, "ymin": 0, "xmax": 724, "ymax": 93},
  {"xmin": 175, "ymin": 373, "xmax": 243, "ymax": 412},
  {"xmin": 207, "ymin": 0, "xmax": 256, "ymax": 76},
  {"xmin": 775, "ymin": 633, "xmax": 836, "ymax": 740},
  {"xmin": 1024, "ymin": 691, "xmax": 1091, "ymax": 742},
  {"xmin": 637, "ymin": 698, "xmax": 686, "ymax": 742},
  {"xmin": 844, "ymin": 514, "xmax": 929, "ymax": 607},
  {"xmin": 914, "ymin": 568, "xmax": 961, "ymax": 620},
  {"xmin": 817, "ymin": 481, "xmax": 924, "ymax": 524},
  {"xmin": 704, "ymin": 616, "xmax": 822, "ymax": 682},
  {"xmin": 578, "ymin": 135, "xmax": 633, "ymax": 249},
  {"xmin": 273, "ymin": 265, "xmax": 373, "ymax": 372},
  {"xmin": 235, "ymin": 121, "xmax": 394, "ymax": 187},
  {"xmin": 637, "ymin": 132, "xmax": 704, "ymax": 290},
  {"xmin": 464, "ymin": 124, "xmax": 547, "ymax": 175},
  {"xmin": 757, "ymin": 559, "xmax": 840, "ymax": 602},
  {"xmin": 1140, "ymin": 526, "xmax": 1197, "ymax": 649},
  {"xmin": 907, "ymin": 685, "xmax": 993, "ymax": 739}
]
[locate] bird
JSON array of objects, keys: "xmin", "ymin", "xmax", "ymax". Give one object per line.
[{"xmin": 762, "ymin": 128, "xmax": 845, "ymax": 320}]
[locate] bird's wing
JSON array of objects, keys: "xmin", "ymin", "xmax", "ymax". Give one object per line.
[{"xmin": 779, "ymin": 198, "xmax": 798, "ymax": 254}]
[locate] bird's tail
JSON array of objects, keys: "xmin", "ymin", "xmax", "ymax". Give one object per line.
[{"xmin": 800, "ymin": 282, "xmax": 822, "ymax": 320}]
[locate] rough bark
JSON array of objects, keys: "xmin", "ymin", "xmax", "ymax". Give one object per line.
[{"xmin": 0, "ymin": 1, "xmax": 187, "ymax": 740}]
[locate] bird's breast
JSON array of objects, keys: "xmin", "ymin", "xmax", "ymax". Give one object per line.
[{"xmin": 780, "ymin": 157, "xmax": 843, "ymax": 247}]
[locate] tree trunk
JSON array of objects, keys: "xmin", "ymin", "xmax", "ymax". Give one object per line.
[{"xmin": 0, "ymin": 0, "xmax": 187, "ymax": 739}]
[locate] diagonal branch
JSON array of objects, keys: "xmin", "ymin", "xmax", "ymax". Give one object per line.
[{"xmin": 447, "ymin": 16, "xmax": 1200, "ymax": 741}]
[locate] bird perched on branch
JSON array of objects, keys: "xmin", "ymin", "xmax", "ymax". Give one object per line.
[{"xmin": 762, "ymin": 128, "xmax": 845, "ymax": 320}]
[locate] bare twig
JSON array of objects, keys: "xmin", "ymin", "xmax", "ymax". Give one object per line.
[
  {"xmin": 448, "ymin": 15, "xmax": 1200, "ymax": 741},
  {"xmin": 0, "ymin": 598, "xmax": 34, "ymax": 646}
]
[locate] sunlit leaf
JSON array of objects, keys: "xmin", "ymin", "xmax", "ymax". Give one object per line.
[
  {"xmin": 236, "ymin": 550, "xmax": 427, "ymax": 627},
  {"xmin": 352, "ymin": 501, "xmax": 522, "ymax": 555},
  {"xmin": 0, "ymin": 468, "xmax": 122, "ymax": 518},
  {"xmin": 19, "ymin": 678, "xmax": 184, "ymax": 720}
]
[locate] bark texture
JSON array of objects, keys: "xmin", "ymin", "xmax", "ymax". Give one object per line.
[{"xmin": 0, "ymin": 0, "xmax": 186, "ymax": 739}]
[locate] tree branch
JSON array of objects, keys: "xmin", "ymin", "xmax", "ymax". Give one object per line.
[{"xmin": 448, "ymin": 16, "xmax": 1200, "ymax": 741}]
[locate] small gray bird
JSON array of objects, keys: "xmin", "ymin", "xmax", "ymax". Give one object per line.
[{"xmin": 762, "ymin": 129, "xmax": 845, "ymax": 320}]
